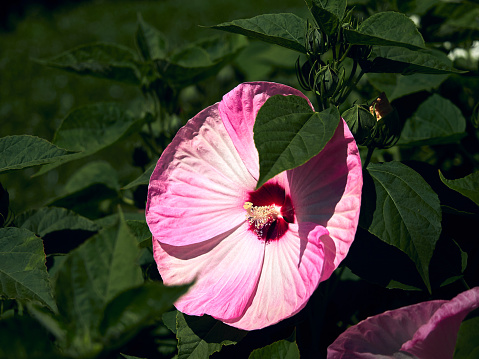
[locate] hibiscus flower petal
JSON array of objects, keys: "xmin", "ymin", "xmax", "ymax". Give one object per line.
[
  {"xmin": 219, "ymin": 81, "xmax": 313, "ymax": 180},
  {"xmin": 153, "ymin": 223, "xmax": 265, "ymax": 320},
  {"xmin": 327, "ymin": 287, "xmax": 479, "ymax": 359},
  {"xmin": 401, "ymin": 286, "xmax": 479, "ymax": 359},
  {"xmin": 224, "ymin": 222, "xmax": 329, "ymax": 330},
  {"xmin": 327, "ymin": 301, "xmax": 445, "ymax": 359},
  {"xmin": 146, "ymin": 104, "xmax": 256, "ymax": 246},
  {"xmin": 288, "ymin": 119, "xmax": 362, "ymax": 280}
]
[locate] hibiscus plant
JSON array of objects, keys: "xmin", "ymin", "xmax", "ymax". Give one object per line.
[{"xmin": 0, "ymin": 0, "xmax": 478, "ymax": 358}]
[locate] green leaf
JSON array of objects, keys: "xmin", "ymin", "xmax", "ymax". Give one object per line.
[
  {"xmin": 136, "ymin": 13, "xmax": 168, "ymax": 61},
  {"xmin": 248, "ymin": 330, "xmax": 299, "ymax": 359},
  {"xmin": 361, "ymin": 162, "xmax": 442, "ymax": 292},
  {"xmin": 305, "ymin": 0, "xmax": 346, "ymax": 35},
  {"xmin": 15, "ymin": 207, "xmax": 100, "ymax": 237},
  {"xmin": 125, "ymin": 220, "xmax": 152, "ymax": 246},
  {"xmin": 345, "ymin": 12, "xmax": 425, "ymax": 50},
  {"xmin": 366, "ymin": 73, "xmax": 448, "ymax": 101},
  {"xmin": 100, "ymin": 282, "xmax": 189, "ymax": 350},
  {"xmin": 455, "ymin": 315, "xmax": 479, "ymax": 359},
  {"xmin": 37, "ymin": 42, "xmax": 145, "ymax": 85},
  {"xmin": 399, "ymin": 94, "xmax": 466, "ymax": 146},
  {"xmin": 162, "ymin": 310, "xmax": 178, "ymax": 334},
  {"xmin": 0, "ymin": 315, "xmax": 61, "ymax": 359},
  {"xmin": 122, "ymin": 162, "xmax": 155, "ymax": 190},
  {"xmin": 0, "ymin": 228, "xmax": 56, "ymax": 311},
  {"xmin": 176, "ymin": 312, "xmax": 247, "ymax": 359},
  {"xmin": 440, "ymin": 171, "xmax": 479, "ymax": 206},
  {"xmin": 365, "ymin": 47, "xmax": 465, "ymax": 75},
  {"xmin": 254, "ymin": 95, "xmax": 340, "ymax": 189},
  {"xmin": 64, "ymin": 160, "xmax": 121, "ymax": 193},
  {"xmin": 210, "ymin": 14, "xmax": 307, "ymax": 53},
  {"xmin": 35, "ymin": 103, "xmax": 143, "ymax": 175},
  {"xmin": 120, "ymin": 355, "xmax": 147, "ymax": 359},
  {"xmin": 54, "ymin": 210, "xmax": 143, "ymax": 356},
  {"xmin": 47, "ymin": 161, "xmax": 121, "ymax": 218},
  {"xmin": 157, "ymin": 35, "xmax": 247, "ymax": 89},
  {"xmin": 0, "ymin": 135, "xmax": 72, "ymax": 174}
]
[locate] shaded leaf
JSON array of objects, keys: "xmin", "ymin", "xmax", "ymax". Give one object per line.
[
  {"xmin": 0, "ymin": 228, "xmax": 56, "ymax": 310},
  {"xmin": 345, "ymin": 12, "xmax": 425, "ymax": 50},
  {"xmin": 162, "ymin": 310, "xmax": 178, "ymax": 334},
  {"xmin": 54, "ymin": 210, "xmax": 143, "ymax": 356},
  {"xmin": 157, "ymin": 35, "xmax": 247, "ymax": 88},
  {"xmin": 365, "ymin": 47, "xmax": 464, "ymax": 75},
  {"xmin": 122, "ymin": 162, "xmax": 155, "ymax": 190},
  {"xmin": 440, "ymin": 171, "xmax": 479, "ymax": 206},
  {"xmin": 136, "ymin": 13, "xmax": 168, "ymax": 61},
  {"xmin": 455, "ymin": 315, "xmax": 479, "ymax": 359},
  {"xmin": 100, "ymin": 282, "xmax": 189, "ymax": 350},
  {"xmin": 176, "ymin": 312, "xmax": 247, "ymax": 359},
  {"xmin": 210, "ymin": 14, "xmax": 307, "ymax": 53},
  {"xmin": 15, "ymin": 207, "xmax": 100, "ymax": 237},
  {"xmin": 366, "ymin": 73, "xmax": 448, "ymax": 101},
  {"xmin": 125, "ymin": 220, "xmax": 152, "ymax": 247},
  {"xmin": 345, "ymin": 227, "xmax": 424, "ymax": 291},
  {"xmin": 361, "ymin": 162, "xmax": 442, "ymax": 292},
  {"xmin": 0, "ymin": 135, "xmax": 72, "ymax": 174},
  {"xmin": 399, "ymin": 94, "xmax": 466, "ymax": 146},
  {"xmin": 47, "ymin": 161, "xmax": 121, "ymax": 218},
  {"xmin": 0, "ymin": 315, "xmax": 61, "ymax": 359},
  {"xmin": 35, "ymin": 104, "xmax": 143, "ymax": 175},
  {"xmin": 249, "ymin": 330, "xmax": 299, "ymax": 359},
  {"xmin": 37, "ymin": 42, "xmax": 145, "ymax": 85},
  {"xmin": 254, "ymin": 95, "xmax": 340, "ymax": 189},
  {"xmin": 305, "ymin": 0, "xmax": 346, "ymax": 35}
]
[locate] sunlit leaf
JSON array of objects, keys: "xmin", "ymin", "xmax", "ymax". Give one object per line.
[
  {"xmin": 345, "ymin": 12, "xmax": 425, "ymax": 49},
  {"xmin": 399, "ymin": 94, "xmax": 466, "ymax": 146},
  {"xmin": 0, "ymin": 135, "xmax": 72, "ymax": 174},
  {"xmin": 176, "ymin": 312, "xmax": 247, "ymax": 359},
  {"xmin": 0, "ymin": 228, "xmax": 56, "ymax": 310},
  {"xmin": 361, "ymin": 162, "xmax": 442, "ymax": 292},
  {"xmin": 211, "ymin": 14, "xmax": 307, "ymax": 53},
  {"xmin": 254, "ymin": 95, "xmax": 340, "ymax": 189}
]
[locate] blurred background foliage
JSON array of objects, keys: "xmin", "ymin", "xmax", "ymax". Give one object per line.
[{"xmin": 0, "ymin": 0, "xmax": 307, "ymax": 212}]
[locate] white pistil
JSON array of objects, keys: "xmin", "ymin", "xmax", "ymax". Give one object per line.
[{"xmin": 244, "ymin": 202, "xmax": 282, "ymax": 237}]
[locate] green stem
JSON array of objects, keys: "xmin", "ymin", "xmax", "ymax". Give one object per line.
[
  {"xmin": 338, "ymin": 68, "xmax": 364, "ymax": 105},
  {"xmin": 461, "ymin": 277, "xmax": 471, "ymax": 290},
  {"xmin": 363, "ymin": 146, "xmax": 375, "ymax": 170}
]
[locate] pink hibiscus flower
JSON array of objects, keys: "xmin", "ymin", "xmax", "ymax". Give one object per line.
[
  {"xmin": 327, "ymin": 287, "xmax": 479, "ymax": 359},
  {"xmin": 146, "ymin": 82, "xmax": 362, "ymax": 330}
]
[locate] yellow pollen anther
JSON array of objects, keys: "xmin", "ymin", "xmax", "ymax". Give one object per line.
[{"xmin": 244, "ymin": 202, "xmax": 282, "ymax": 237}]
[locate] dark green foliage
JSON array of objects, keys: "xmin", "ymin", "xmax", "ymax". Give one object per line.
[{"xmin": 1, "ymin": 0, "xmax": 479, "ymax": 358}]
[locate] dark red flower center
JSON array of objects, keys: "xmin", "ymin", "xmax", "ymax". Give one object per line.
[{"xmin": 245, "ymin": 182, "xmax": 294, "ymax": 241}]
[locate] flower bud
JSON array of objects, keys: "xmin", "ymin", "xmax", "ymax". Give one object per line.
[
  {"xmin": 315, "ymin": 65, "xmax": 339, "ymax": 98},
  {"xmin": 342, "ymin": 93, "xmax": 401, "ymax": 148}
]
